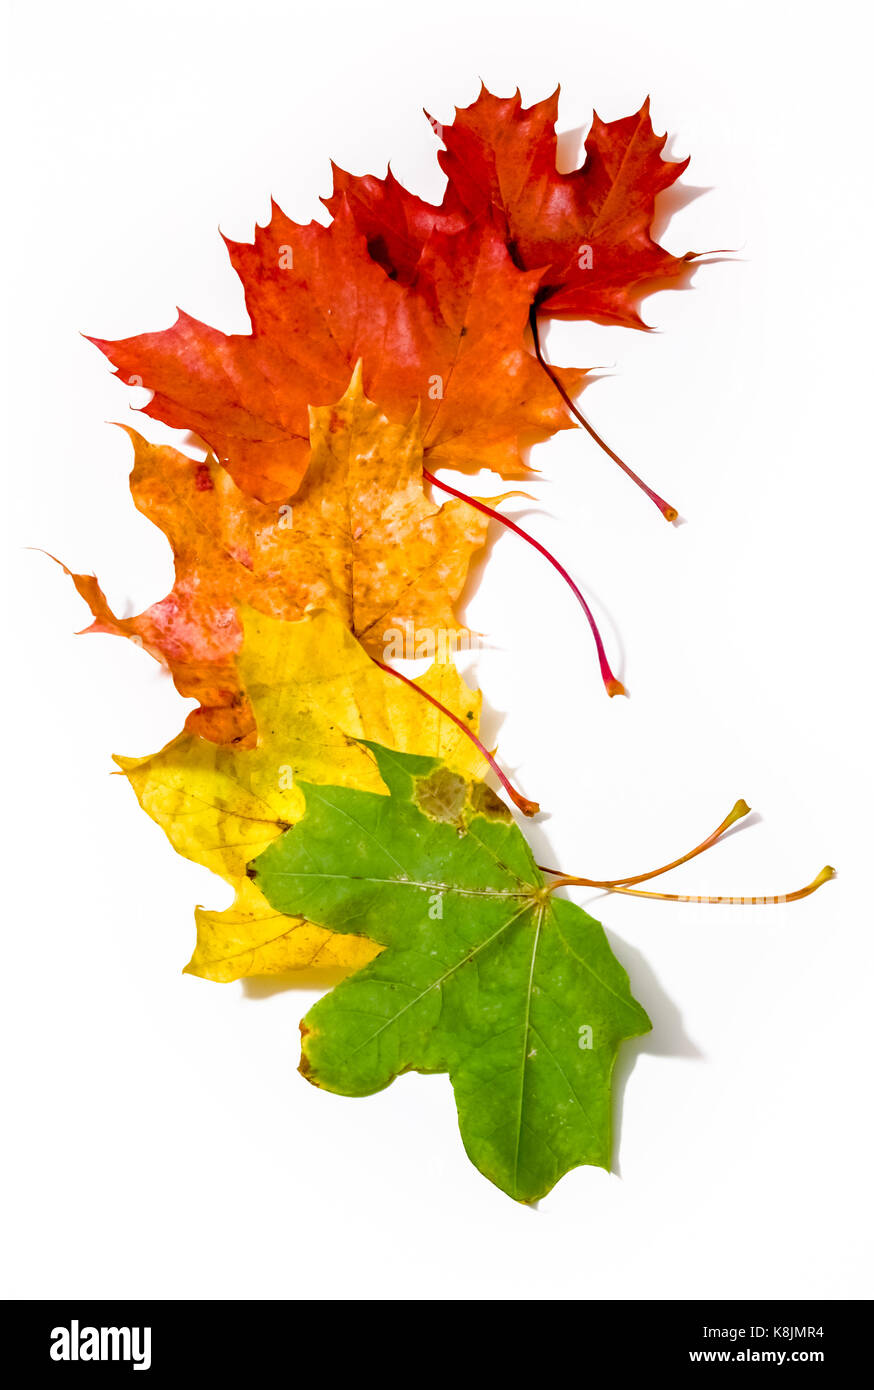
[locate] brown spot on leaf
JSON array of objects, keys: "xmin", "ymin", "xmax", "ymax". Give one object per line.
[
  {"xmin": 470, "ymin": 782, "xmax": 512, "ymax": 822},
  {"xmin": 414, "ymin": 768, "xmax": 467, "ymax": 825}
]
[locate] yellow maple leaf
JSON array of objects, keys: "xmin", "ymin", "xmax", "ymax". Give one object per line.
[{"xmin": 115, "ymin": 607, "xmax": 489, "ymax": 981}]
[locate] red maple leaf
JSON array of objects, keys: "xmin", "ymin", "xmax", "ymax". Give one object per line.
[
  {"xmin": 328, "ymin": 86, "xmax": 700, "ymax": 520},
  {"xmin": 328, "ymin": 87, "xmax": 697, "ymax": 329},
  {"xmin": 87, "ymin": 197, "xmax": 582, "ymax": 503},
  {"xmin": 435, "ymin": 87, "xmax": 697, "ymax": 326}
]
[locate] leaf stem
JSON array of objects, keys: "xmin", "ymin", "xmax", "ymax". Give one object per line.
[
  {"xmin": 372, "ymin": 657, "xmax": 540, "ymax": 817},
  {"xmin": 538, "ymin": 799, "xmax": 751, "ymax": 889},
  {"xmin": 539, "ymin": 798, "xmax": 835, "ymax": 904},
  {"xmin": 528, "ymin": 306, "xmax": 678, "ymax": 522},
  {"xmin": 584, "ymin": 865, "xmax": 836, "ymax": 905},
  {"xmin": 422, "ymin": 468, "xmax": 625, "ymax": 698}
]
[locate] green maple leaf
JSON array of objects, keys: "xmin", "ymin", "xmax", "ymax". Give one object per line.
[{"xmin": 251, "ymin": 743, "xmax": 651, "ymax": 1202}]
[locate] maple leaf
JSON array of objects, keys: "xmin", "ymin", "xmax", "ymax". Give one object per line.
[
  {"xmin": 251, "ymin": 742, "xmax": 651, "ymax": 1201},
  {"xmin": 116, "ymin": 608, "xmax": 491, "ymax": 982},
  {"xmin": 88, "ymin": 199, "xmax": 583, "ymax": 502},
  {"xmin": 330, "ymin": 88, "xmax": 695, "ymax": 329},
  {"xmin": 67, "ymin": 369, "xmax": 491, "ymax": 742},
  {"xmin": 328, "ymin": 86, "xmax": 699, "ymax": 517},
  {"xmin": 436, "ymin": 88, "xmax": 697, "ymax": 326}
]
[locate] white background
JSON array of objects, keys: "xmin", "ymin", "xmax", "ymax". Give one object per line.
[{"xmin": 3, "ymin": 0, "xmax": 872, "ymax": 1300}]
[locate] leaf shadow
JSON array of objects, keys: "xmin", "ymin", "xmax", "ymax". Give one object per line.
[
  {"xmin": 607, "ymin": 928, "xmax": 702, "ymax": 1177},
  {"xmin": 651, "ymin": 180, "xmax": 712, "ymax": 242},
  {"xmin": 458, "ymin": 490, "xmax": 629, "ymax": 702},
  {"xmin": 240, "ymin": 965, "xmax": 353, "ymax": 998},
  {"xmin": 453, "ymin": 490, "xmax": 552, "ymax": 624}
]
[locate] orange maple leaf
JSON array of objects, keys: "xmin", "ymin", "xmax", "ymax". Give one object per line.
[{"xmin": 65, "ymin": 370, "xmax": 490, "ymax": 743}]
